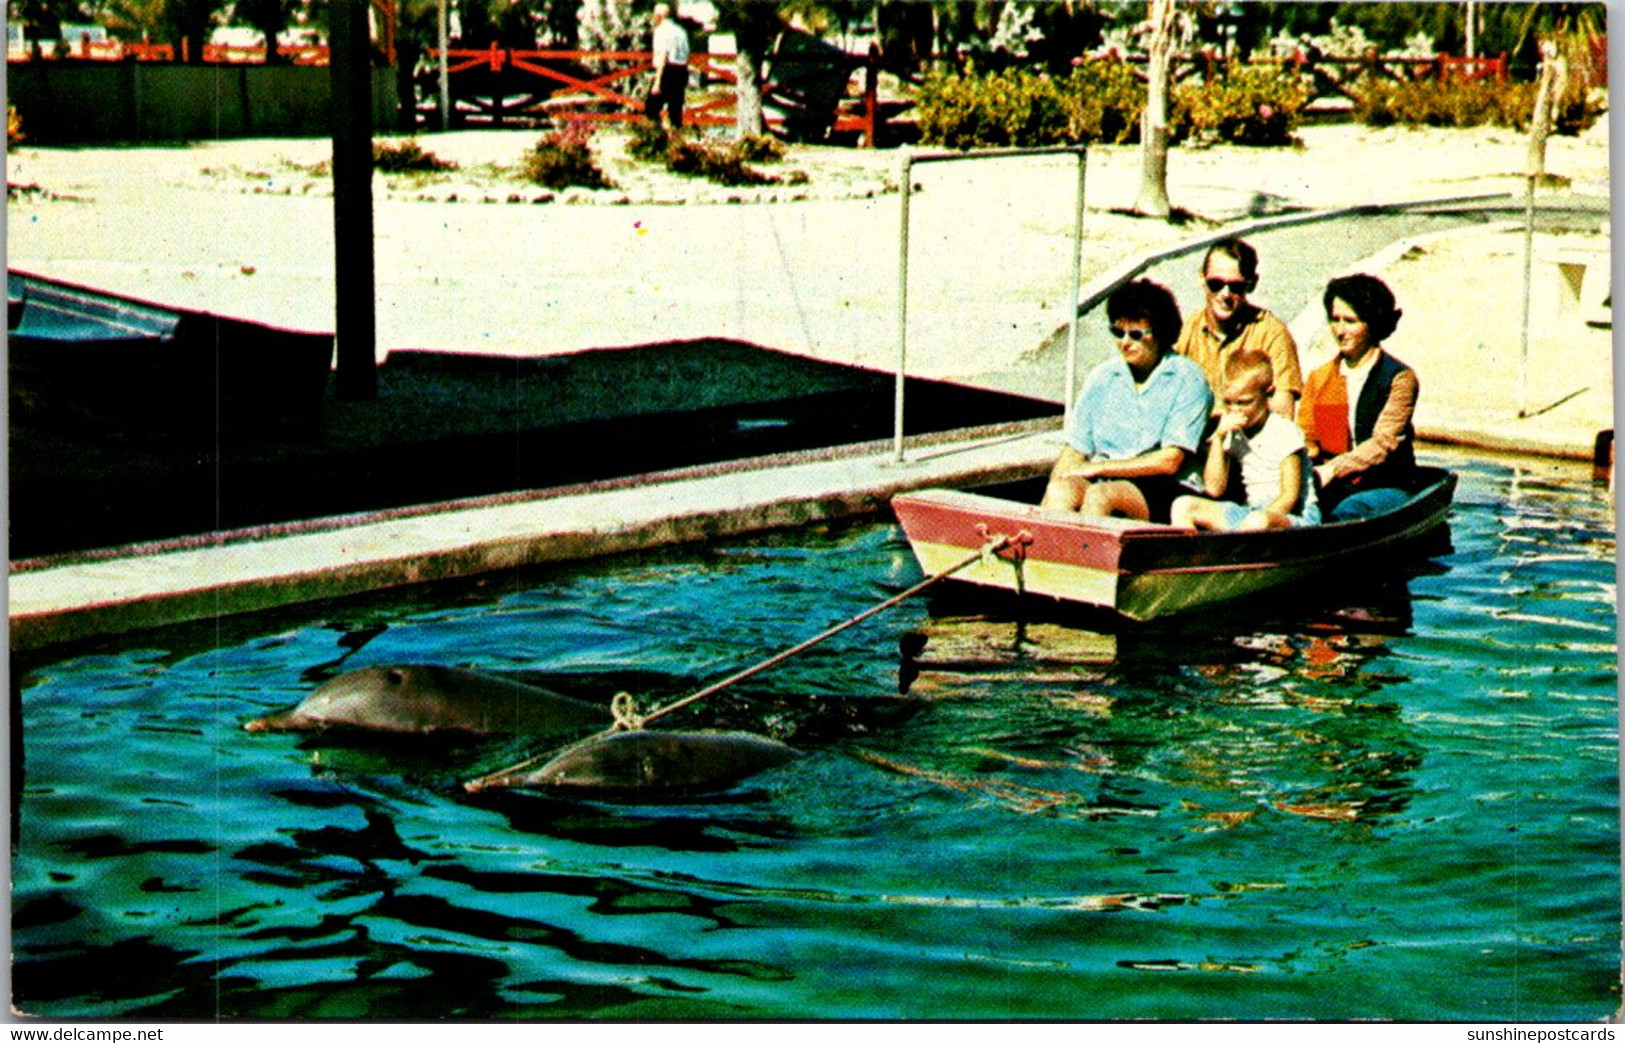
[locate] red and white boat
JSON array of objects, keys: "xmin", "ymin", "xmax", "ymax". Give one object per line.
[{"xmin": 892, "ymin": 467, "xmax": 1457, "ymax": 622}]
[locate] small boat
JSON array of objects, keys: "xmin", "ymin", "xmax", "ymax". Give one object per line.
[{"xmin": 892, "ymin": 467, "xmax": 1456, "ymax": 622}]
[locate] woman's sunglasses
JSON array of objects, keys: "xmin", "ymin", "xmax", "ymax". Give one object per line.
[{"xmin": 1109, "ymin": 326, "xmax": 1153, "ymax": 341}]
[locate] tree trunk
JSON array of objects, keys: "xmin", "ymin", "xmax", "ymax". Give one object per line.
[
  {"xmin": 1134, "ymin": 0, "xmax": 1174, "ymax": 219},
  {"xmin": 257, "ymin": 20, "xmax": 283, "ymax": 63},
  {"xmin": 726, "ymin": 2, "xmax": 778, "ymax": 138},
  {"xmin": 735, "ymin": 37, "xmax": 765, "ymax": 136},
  {"xmin": 1525, "ymin": 40, "xmax": 1565, "ymax": 179}
]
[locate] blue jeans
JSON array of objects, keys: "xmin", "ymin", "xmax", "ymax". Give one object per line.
[{"xmin": 1327, "ymin": 485, "xmax": 1410, "ymax": 521}]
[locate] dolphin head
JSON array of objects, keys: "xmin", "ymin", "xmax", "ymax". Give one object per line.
[{"xmin": 243, "ymin": 665, "xmax": 450, "ymax": 734}]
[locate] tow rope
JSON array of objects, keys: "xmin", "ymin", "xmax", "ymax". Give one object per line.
[
  {"xmin": 473, "ymin": 532, "xmax": 1026, "ymax": 790},
  {"xmin": 617, "ymin": 532, "xmax": 1019, "ymax": 730}
]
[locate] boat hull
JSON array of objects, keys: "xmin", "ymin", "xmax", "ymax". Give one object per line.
[{"xmin": 893, "ymin": 468, "xmax": 1456, "ymax": 622}]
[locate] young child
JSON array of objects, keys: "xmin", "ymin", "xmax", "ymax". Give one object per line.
[{"xmin": 1171, "ymin": 348, "xmax": 1321, "ymax": 531}]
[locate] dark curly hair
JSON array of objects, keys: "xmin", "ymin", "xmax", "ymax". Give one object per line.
[
  {"xmin": 1323, "ymin": 273, "xmax": 1402, "ymax": 344},
  {"xmin": 1105, "ymin": 278, "xmax": 1182, "ymax": 351}
]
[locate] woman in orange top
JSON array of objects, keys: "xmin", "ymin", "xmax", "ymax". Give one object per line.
[{"xmin": 1299, "ymin": 274, "xmax": 1418, "ymax": 520}]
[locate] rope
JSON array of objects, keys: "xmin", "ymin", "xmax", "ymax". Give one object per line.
[
  {"xmin": 610, "ymin": 691, "xmax": 645, "ymax": 731},
  {"xmin": 464, "ymin": 533, "xmax": 1016, "ymax": 792},
  {"xmin": 629, "ymin": 534, "xmax": 1012, "ymax": 728}
]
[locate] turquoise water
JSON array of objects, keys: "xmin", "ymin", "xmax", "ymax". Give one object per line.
[{"xmin": 12, "ymin": 451, "xmax": 1619, "ymax": 1021}]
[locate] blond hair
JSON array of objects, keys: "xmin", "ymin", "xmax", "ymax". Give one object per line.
[{"xmin": 1222, "ymin": 347, "xmax": 1273, "ymax": 396}]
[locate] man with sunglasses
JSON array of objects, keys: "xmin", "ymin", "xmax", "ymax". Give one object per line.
[
  {"xmin": 1041, "ymin": 279, "xmax": 1212, "ymax": 522},
  {"xmin": 1175, "ymin": 237, "xmax": 1302, "ymax": 418}
]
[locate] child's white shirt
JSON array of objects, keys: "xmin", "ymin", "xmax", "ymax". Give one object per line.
[{"xmin": 1226, "ymin": 412, "xmax": 1317, "ymax": 515}]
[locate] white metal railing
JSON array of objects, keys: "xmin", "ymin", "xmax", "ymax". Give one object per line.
[{"xmin": 893, "ymin": 145, "xmax": 1088, "ymax": 462}]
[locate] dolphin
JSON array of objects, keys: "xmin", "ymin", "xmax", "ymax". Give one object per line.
[
  {"xmin": 243, "ymin": 664, "xmax": 606, "ymax": 737},
  {"xmin": 463, "ymin": 729, "xmax": 801, "ymax": 797}
]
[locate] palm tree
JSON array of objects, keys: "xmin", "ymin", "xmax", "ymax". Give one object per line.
[
  {"xmin": 1512, "ymin": 1, "xmax": 1605, "ymax": 91},
  {"xmin": 1133, "ymin": 0, "xmax": 1175, "ymax": 218}
]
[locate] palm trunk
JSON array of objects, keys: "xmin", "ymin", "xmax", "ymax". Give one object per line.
[
  {"xmin": 735, "ymin": 37, "xmax": 765, "ymax": 136},
  {"xmin": 1134, "ymin": 0, "xmax": 1174, "ymax": 219},
  {"xmin": 1524, "ymin": 40, "xmax": 1565, "ymax": 179}
]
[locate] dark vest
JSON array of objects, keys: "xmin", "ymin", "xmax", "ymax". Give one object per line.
[{"xmin": 1350, "ymin": 351, "xmax": 1416, "ymax": 489}]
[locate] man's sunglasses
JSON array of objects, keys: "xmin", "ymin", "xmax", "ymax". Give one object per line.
[
  {"xmin": 1109, "ymin": 326, "xmax": 1153, "ymax": 341},
  {"xmin": 1206, "ymin": 277, "xmax": 1251, "ymax": 294}
]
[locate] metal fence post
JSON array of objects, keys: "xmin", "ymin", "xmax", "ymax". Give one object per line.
[
  {"xmin": 1065, "ymin": 147, "xmax": 1087, "ymax": 435},
  {"xmin": 894, "ymin": 144, "xmax": 1088, "ymax": 464},
  {"xmin": 894, "ymin": 154, "xmax": 914, "ymax": 463}
]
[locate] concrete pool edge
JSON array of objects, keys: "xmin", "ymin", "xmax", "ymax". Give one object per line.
[
  {"xmin": 9, "ymin": 423, "xmax": 1062, "ymax": 652},
  {"xmin": 10, "ymin": 420, "xmax": 1604, "ymax": 653}
]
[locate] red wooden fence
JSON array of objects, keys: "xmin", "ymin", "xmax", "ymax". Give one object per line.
[{"xmin": 417, "ymin": 45, "xmax": 883, "ymax": 144}]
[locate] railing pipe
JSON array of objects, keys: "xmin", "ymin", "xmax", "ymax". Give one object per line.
[
  {"xmin": 894, "ymin": 144, "xmax": 1089, "ymax": 463},
  {"xmin": 894, "ymin": 153, "xmax": 913, "ymax": 463},
  {"xmin": 1065, "ymin": 148, "xmax": 1087, "ymax": 434}
]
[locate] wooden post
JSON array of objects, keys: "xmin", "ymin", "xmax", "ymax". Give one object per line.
[
  {"xmin": 863, "ymin": 43, "xmax": 879, "ymax": 148},
  {"xmin": 437, "ymin": 0, "xmax": 450, "ymax": 130},
  {"xmin": 331, "ymin": 0, "xmax": 378, "ymax": 400}
]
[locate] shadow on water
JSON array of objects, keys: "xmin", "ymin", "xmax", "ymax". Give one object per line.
[{"xmin": 877, "ymin": 551, "xmax": 1440, "ymax": 827}]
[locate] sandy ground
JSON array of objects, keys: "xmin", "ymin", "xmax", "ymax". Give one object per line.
[{"xmin": 6, "ymin": 118, "xmax": 1614, "ymax": 454}]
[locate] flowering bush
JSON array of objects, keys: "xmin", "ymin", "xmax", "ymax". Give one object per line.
[
  {"xmin": 520, "ymin": 122, "xmax": 615, "ymax": 189},
  {"xmin": 627, "ymin": 122, "xmax": 785, "ymax": 184},
  {"xmin": 1063, "ymin": 59, "xmax": 1148, "ymax": 144},
  {"xmin": 626, "ymin": 119, "xmax": 672, "ymax": 162},
  {"xmin": 1175, "ymin": 64, "xmax": 1310, "ymax": 146},
  {"xmin": 665, "ymin": 135, "xmax": 779, "ymax": 186}
]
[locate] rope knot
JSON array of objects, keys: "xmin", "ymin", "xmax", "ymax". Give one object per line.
[
  {"xmin": 975, "ymin": 525, "xmax": 1012, "ymax": 567},
  {"xmin": 610, "ymin": 691, "xmax": 646, "ymax": 731}
]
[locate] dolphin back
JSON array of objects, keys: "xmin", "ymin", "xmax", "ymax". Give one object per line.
[{"xmin": 468, "ymin": 729, "xmax": 801, "ymax": 796}]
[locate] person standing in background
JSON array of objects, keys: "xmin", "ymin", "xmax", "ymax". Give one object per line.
[{"xmin": 647, "ymin": 3, "xmax": 691, "ymax": 129}]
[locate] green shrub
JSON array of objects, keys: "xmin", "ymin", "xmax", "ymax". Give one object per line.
[
  {"xmin": 520, "ymin": 122, "xmax": 615, "ymax": 190},
  {"xmin": 666, "ymin": 136, "xmax": 778, "ymax": 186},
  {"xmin": 1061, "ymin": 59, "xmax": 1146, "ymax": 144},
  {"xmin": 1174, "ymin": 65, "xmax": 1309, "ymax": 146},
  {"xmin": 372, "ymin": 138, "xmax": 457, "ymax": 173},
  {"xmin": 916, "ymin": 65, "xmax": 1076, "ymax": 149},
  {"xmin": 1553, "ymin": 88, "xmax": 1607, "ymax": 136},
  {"xmin": 916, "ymin": 59, "xmax": 1310, "ymax": 150},
  {"xmin": 1352, "ymin": 78, "xmax": 1604, "ymax": 135},
  {"xmin": 626, "ymin": 123, "xmax": 784, "ymax": 185}
]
